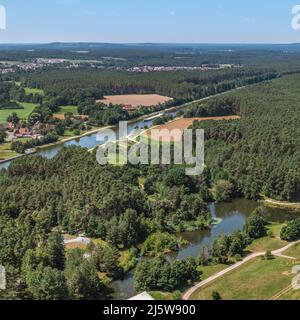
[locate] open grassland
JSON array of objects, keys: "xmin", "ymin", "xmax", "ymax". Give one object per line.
[
  {"xmin": 24, "ymin": 87, "xmax": 44, "ymax": 96},
  {"xmin": 56, "ymin": 105, "xmax": 79, "ymax": 115},
  {"xmin": 247, "ymin": 223, "xmax": 287, "ymax": 253},
  {"xmin": 278, "ymin": 288, "xmax": 300, "ymax": 300},
  {"xmin": 14, "ymin": 81, "xmax": 44, "ymax": 96},
  {"xmin": 99, "ymin": 94, "xmax": 172, "ymax": 108},
  {"xmin": 0, "ymin": 102, "xmax": 37, "ymax": 123},
  {"xmin": 190, "ymin": 257, "xmax": 295, "ymax": 300},
  {"xmin": 0, "ymin": 143, "xmax": 20, "ymax": 160},
  {"xmin": 284, "ymin": 243, "xmax": 300, "ymax": 259},
  {"xmin": 146, "ymin": 116, "xmax": 240, "ymax": 142}
]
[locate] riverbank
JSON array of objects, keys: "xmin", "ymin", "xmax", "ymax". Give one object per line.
[
  {"xmin": 0, "ymin": 83, "xmax": 252, "ymax": 166},
  {"xmin": 261, "ymin": 196, "xmax": 300, "ymax": 211}
]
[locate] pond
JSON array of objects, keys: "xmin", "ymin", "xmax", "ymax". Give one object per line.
[{"xmin": 111, "ymin": 198, "xmax": 300, "ymax": 300}]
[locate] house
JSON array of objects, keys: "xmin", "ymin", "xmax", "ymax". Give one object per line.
[
  {"xmin": 123, "ymin": 104, "xmax": 139, "ymax": 112},
  {"xmin": 32, "ymin": 121, "xmax": 42, "ymax": 134},
  {"xmin": 7, "ymin": 122, "xmax": 14, "ymax": 130},
  {"xmin": 74, "ymin": 115, "xmax": 89, "ymax": 121},
  {"xmin": 13, "ymin": 127, "xmax": 33, "ymax": 138},
  {"xmin": 32, "ymin": 121, "xmax": 55, "ymax": 134}
]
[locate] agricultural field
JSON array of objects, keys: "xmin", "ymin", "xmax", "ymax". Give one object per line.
[
  {"xmin": 0, "ymin": 102, "xmax": 37, "ymax": 123},
  {"xmin": 146, "ymin": 116, "xmax": 240, "ymax": 142},
  {"xmin": 99, "ymin": 94, "xmax": 172, "ymax": 108}
]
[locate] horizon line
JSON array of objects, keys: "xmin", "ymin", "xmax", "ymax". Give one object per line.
[{"xmin": 0, "ymin": 41, "xmax": 299, "ymax": 45}]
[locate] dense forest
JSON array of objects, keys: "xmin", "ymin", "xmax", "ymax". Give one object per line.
[
  {"xmin": 0, "ymin": 147, "xmax": 213, "ymax": 299},
  {"xmin": 189, "ymin": 74, "xmax": 300, "ymax": 201},
  {"xmin": 1, "ymin": 46, "xmax": 300, "ymax": 299},
  {"xmin": 3, "ymin": 43, "xmax": 300, "ymax": 70},
  {"xmin": 21, "ymin": 68, "xmax": 278, "ymax": 104}
]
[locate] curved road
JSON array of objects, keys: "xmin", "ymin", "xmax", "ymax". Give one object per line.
[{"xmin": 182, "ymin": 240, "xmax": 300, "ymax": 300}]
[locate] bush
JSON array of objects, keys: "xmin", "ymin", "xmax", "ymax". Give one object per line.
[
  {"xmin": 244, "ymin": 208, "xmax": 267, "ymax": 239},
  {"xmin": 212, "ymin": 291, "xmax": 222, "ymax": 300},
  {"xmin": 134, "ymin": 255, "xmax": 200, "ymax": 292},
  {"xmin": 212, "ymin": 180, "xmax": 233, "ymax": 202},
  {"xmin": 280, "ymin": 218, "xmax": 300, "ymax": 241},
  {"xmin": 142, "ymin": 232, "xmax": 178, "ymax": 256}
]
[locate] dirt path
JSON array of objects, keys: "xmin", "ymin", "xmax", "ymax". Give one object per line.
[
  {"xmin": 182, "ymin": 240, "xmax": 300, "ymax": 300},
  {"xmin": 269, "ymin": 284, "xmax": 293, "ymax": 300},
  {"xmin": 263, "ymin": 197, "xmax": 300, "ymax": 210}
]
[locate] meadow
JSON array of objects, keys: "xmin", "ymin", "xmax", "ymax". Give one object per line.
[
  {"xmin": 0, "ymin": 102, "xmax": 37, "ymax": 123},
  {"xmin": 190, "ymin": 257, "xmax": 295, "ymax": 300}
]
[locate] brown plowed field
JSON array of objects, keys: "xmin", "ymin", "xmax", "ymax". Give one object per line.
[
  {"xmin": 146, "ymin": 115, "xmax": 240, "ymax": 142},
  {"xmin": 98, "ymin": 94, "xmax": 172, "ymax": 108}
]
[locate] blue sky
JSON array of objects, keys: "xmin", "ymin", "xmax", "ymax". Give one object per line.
[{"xmin": 0, "ymin": 0, "xmax": 300, "ymax": 43}]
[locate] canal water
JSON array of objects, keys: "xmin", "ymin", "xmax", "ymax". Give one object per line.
[
  {"xmin": 0, "ymin": 110, "xmax": 178, "ymax": 170},
  {"xmin": 111, "ymin": 198, "xmax": 300, "ymax": 300}
]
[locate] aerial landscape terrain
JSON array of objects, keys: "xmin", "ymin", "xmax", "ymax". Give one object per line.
[{"xmin": 1, "ymin": 1, "xmax": 300, "ymax": 310}]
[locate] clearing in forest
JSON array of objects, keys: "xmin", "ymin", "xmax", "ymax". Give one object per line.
[
  {"xmin": 146, "ymin": 115, "xmax": 240, "ymax": 142},
  {"xmin": 98, "ymin": 94, "xmax": 172, "ymax": 108}
]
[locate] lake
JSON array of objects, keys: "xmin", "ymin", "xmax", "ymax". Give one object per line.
[{"xmin": 111, "ymin": 198, "xmax": 300, "ymax": 300}]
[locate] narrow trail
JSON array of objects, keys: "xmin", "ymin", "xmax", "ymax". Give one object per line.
[
  {"xmin": 182, "ymin": 240, "xmax": 300, "ymax": 300},
  {"xmin": 269, "ymin": 284, "xmax": 293, "ymax": 300}
]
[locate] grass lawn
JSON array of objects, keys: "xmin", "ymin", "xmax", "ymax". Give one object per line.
[
  {"xmin": 62, "ymin": 130, "xmax": 77, "ymax": 137},
  {"xmin": 199, "ymin": 264, "xmax": 230, "ymax": 281},
  {"xmin": 0, "ymin": 102, "xmax": 37, "ymax": 123},
  {"xmin": 0, "ymin": 142, "xmax": 20, "ymax": 160},
  {"xmin": 190, "ymin": 257, "xmax": 295, "ymax": 300},
  {"xmin": 149, "ymin": 291, "xmax": 181, "ymax": 300},
  {"xmin": 279, "ymin": 288, "xmax": 300, "ymax": 300},
  {"xmin": 283, "ymin": 243, "xmax": 300, "ymax": 260},
  {"xmin": 56, "ymin": 105, "xmax": 79, "ymax": 115},
  {"xmin": 247, "ymin": 223, "xmax": 287, "ymax": 253},
  {"xmin": 14, "ymin": 82, "xmax": 44, "ymax": 96},
  {"xmin": 24, "ymin": 87, "xmax": 44, "ymax": 96}
]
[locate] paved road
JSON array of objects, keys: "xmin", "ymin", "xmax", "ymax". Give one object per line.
[{"xmin": 182, "ymin": 240, "xmax": 300, "ymax": 300}]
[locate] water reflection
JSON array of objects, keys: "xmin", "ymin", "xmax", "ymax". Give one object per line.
[{"xmin": 111, "ymin": 198, "xmax": 300, "ymax": 300}]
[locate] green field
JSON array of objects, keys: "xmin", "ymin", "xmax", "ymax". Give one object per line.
[
  {"xmin": 0, "ymin": 102, "xmax": 37, "ymax": 123},
  {"xmin": 279, "ymin": 288, "xmax": 300, "ymax": 300},
  {"xmin": 284, "ymin": 243, "xmax": 300, "ymax": 259},
  {"xmin": 190, "ymin": 257, "xmax": 295, "ymax": 300},
  {"xmin": 24, "ymin": 87, "xmax": 44, "ymax": 96},
  {"xmin": 0, "ymin": 143, "xmax": 20, "ymax": 160},
  {"xmin": 56, "ymin": 105, "xmax": 79, "ymax": 115},
  {"xmin": 14, "ymin": 81, "xmax": 45, "ymax": 96},
  {"xmin": 246, "ymin": 223, "xmax": 287, "ymax": 253}
]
